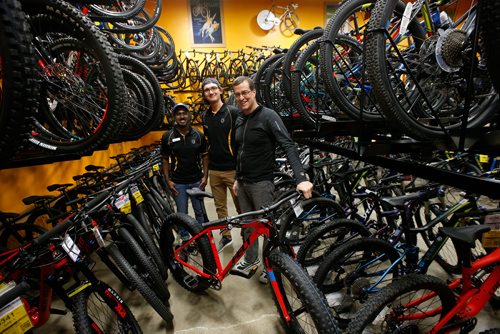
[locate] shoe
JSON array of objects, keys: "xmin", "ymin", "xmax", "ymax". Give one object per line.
[
  {"xmin": 230, "ymin": 258, "xmax": 260, "ymax": 278},
  {"xmin": 259, "ymin": 270, "xmax": 268, "ymax": 284},
  {"xmin": 217, "ymin": 236, "xmax": 233, "ymax": 252}
]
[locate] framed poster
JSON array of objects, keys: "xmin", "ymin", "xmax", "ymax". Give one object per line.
[
  {"xmin": 324, "ymin": 3, "xmax": 339, "ymax": 27},
  {"xmin": 189, "ymin": 0, "xmax": 225, "ymax": 47}
]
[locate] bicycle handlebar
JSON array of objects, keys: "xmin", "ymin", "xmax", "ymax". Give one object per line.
[{"xmin": 203, "ymin": 191, "xmax": 301, "ymax": 228}]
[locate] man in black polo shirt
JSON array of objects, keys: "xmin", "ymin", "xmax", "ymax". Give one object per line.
[
  {"xmin": 161, "ymin": 103, "xmax": 208, "ymax": 241},
  {"xmin": 201, "ymin": 78, "xmax": 241, "ymax": 252}
]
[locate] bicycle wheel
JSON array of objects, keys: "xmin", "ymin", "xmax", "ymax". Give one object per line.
[
  {"xmin": 115, "ymin": 227, "xmax": 169, "ymax": 301},
  {"xmin": 365, "ymin": 0, "xmax": 498, "ymax": 140},
  {"xmin": 282, "ymin": 28, "xmax": 324, "ymax": 102},
  {"xmin": 278, "ymin": 197, "xmax": 345, "ymax": 246},
  {"xmin": 106, "ymin": 243, "xmax": 173, "ymax": 323},
  {"xmin": 23, "ymin": 0, "xmax": 126, "ymax": 155},
  {"xmin": 480, "ymin": 0, "xmax": 500, "ymax": 93},
  {"xmin": 0, "ymin": 0, "xmax": 37, "ymax": 159},
  {"xmin": 296, "ymin": 218, "xmax": 370, "ymax": 274},
  {"xmin": 160, "ymin": 213, "xmax": 216, "ymax": 293},
  {"xmin": 71, "ymin": 281, "xmax": 142, "ymax": 334},
  {"xmin": 0, "ymin": 223, "xmax": 47, "ymax": 249},
  {"xmin": 314, "ymin": 237, "xmax": 403, "ymax": 328},
  {"xmin": 254, "ymin": 53, "xmax": 285, "ymax": 104},
  {"xmin": 267, "ymin": 250, "xmax": 339, "ymax": 334},
  {"xmin": 283, "ymin": 12, "xmax": 300, "ymax": 32},
  {"xmin": 347, "ymin": 274, "xmax": 455, "ymax": 334}
]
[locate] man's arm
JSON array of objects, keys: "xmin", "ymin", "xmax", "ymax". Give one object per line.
[
  {"xmin": 266, "ymin": 110, "xmax": 313, "ymax": 198},
  {"xmin": 162, "ymin": 156, "xmax": 178, "ymax": 196},
  {"xmin": 200, "ymin": 153, "xmax": 209, "ymax": 190}
]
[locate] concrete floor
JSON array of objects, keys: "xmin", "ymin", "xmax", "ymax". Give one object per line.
[{"xmin": 38, "ymin": 186, "xmax": 499, "ymax": 333}]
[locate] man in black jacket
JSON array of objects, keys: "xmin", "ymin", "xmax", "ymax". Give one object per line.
[
  {"xmin": 230, "ymin": 76, "xmax": 313, "ymax": 283},
  {"xmin": 201, "ymin": 78, "xmax": 241, "ymax": 252}
]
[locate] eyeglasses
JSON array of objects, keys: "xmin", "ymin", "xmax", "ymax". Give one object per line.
[
  {"xmin": 203, "ymin": 86, "xmax": 220, "ymax": 94},
  {"xmin": 233, "ymin": 90, "xmax": 253, "ymax": 98}
]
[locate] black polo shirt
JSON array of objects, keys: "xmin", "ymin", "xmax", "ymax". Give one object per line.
[
  {"xmin": 161, "ymin": 127, "xmax": 207, "ymax": 183},
  {"xmin": 202, "ymin": 104, "xmax": 240, "ymax": 171}
]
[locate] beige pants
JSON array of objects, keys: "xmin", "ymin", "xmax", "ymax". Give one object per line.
[{"xmin": 209, "ymin": 170, "xmax": 241, "ymax": 238}]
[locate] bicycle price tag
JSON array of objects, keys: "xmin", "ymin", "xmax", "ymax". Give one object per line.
[
  {"xmin": 92, "ymin": 227, "xmax": 106, "ymax": 248},
  {"xmin": 483, "ymin": 214, "xmax": 500, "ymax": 248},
  {"xmin": 290, "ymin": 198, "xmax": 303, "ymax": 217},
  {"xmin": 153, "ymin": 163, "xmax": 160, "ymax": 172},
  {"xmin": 114, "ymin": 193, "xmax": 132, "ymax": 214},
  {"xmin": 62, "ymin": 234, "xmax": 81, "ymax": 262},
  {"xmin": 130, "ymin": 185, "xmax": 144, "ymax": 204},
  {"xmin": 0, "ymin": 282, "xmax": 33, "ymax": 334},
  {"xmin": 479, "ymin": 154, "xmax": 489, "ymax": 163}
]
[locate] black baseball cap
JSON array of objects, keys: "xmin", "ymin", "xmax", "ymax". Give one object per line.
[{"xmin": 172, "ymin": 103, "xmax": 190, "ymax": 114}]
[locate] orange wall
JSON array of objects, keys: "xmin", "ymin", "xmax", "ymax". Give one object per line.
[
  {"xmin": 160, "ymin": 0, "xmax": 333, "ymax": 52},
  {"xmin": 0, "ymin": 0, "xmax": 335, "ymax": 212}
]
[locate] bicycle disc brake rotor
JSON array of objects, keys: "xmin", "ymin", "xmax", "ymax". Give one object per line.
[{"xmin": 435, "ymin": 28, "xmax": 467, "ymax": 73}]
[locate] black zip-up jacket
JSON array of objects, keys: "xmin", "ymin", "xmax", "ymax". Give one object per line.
[
  {"xmin": 234, "ymin": 106, "xmax": 307, "ymax": 184},
  {"xmin": 202, "ymin": 104, "xmax": 240, "ymax": 171}
]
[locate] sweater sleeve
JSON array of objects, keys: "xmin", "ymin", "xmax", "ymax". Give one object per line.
[{"xmin": 265, "ymin": 109, "xmax": 307, "ymax": 184}]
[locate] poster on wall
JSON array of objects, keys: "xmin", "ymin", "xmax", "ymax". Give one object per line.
[{"xmin": 189, "ymin": 0, "xmax": 225, "ymax": 47}]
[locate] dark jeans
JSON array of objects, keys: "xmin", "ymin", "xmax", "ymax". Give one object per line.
[
  {"xmin": 237, "ymin": 180, "xmax": 274, "ymax": 263},
  {"xmin": 173, "ymin": 180, "xmax": 204, "ymax": 239}
]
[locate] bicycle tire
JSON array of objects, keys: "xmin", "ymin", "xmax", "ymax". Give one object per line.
[
  {"xmin": 365, "ymin": 0, "xmax": 498, "ymax": 140},
  {"xmin": 118, "ymin": 54, "xmax": 165, "ymax": 134},
  {"xmin": 313, "ymin": 237, "xmax": 403, "ymax": 328},
  {"xmin": 296, "ymin": 218, "xmax": 370, "ymax": 269},
  {"xmin": 106, "ymin": 243, "xmax": 173, "ymax": 323},
  {"xmin": 0, "ymin": 0, "xmax": 37, "ymax": 159},
  {"xmin": 480, "ymin": 0, "xmax": 500, "ymax": 93},
  {"xmin": 282, "ymin": 28, "xmax": 324, "ymax": 102},
  {"xmin": 0, "ymin": 223, "xmax": 47, "ymax": 249},
  {"xmin": 116, "ymin": 227, "xmax": 169, "ymax": 301},
  {"xmin": 283, "ymin": 12, "xmax": 300, "ymax": 32},
  {"xmin": 254, "ymin": 53, "xmax": 285, "ymax": 104},
  {"xmin": 346, "ymin": 274, "xmax": 455, "ymax": 334},
  {"xmin": 267, "ymin": 250, "xmax": 339, "ymax": 334},
  {"xmin": 23, "ymin": 0, "xmax": 126, "ymax": 155},
  {"xmin": 86, "ymin": 0, "xmax": 146, "ymax": 20},
  {"xmin": 71, "ymin": 280, "xmax": 142, "ymax": 334},
  {"xmin": 291, "ymin": 38, "xmax": 349, "ymax": 127},
  {"xmin": 262, "ymin": 55, "xmax": 296, "ymax": 118},
  {"xmin": 125, "ymin": 213, "xmax": 167, "ymax": 279},
  {"xmin": 160, "ymin": 213, "xmax": 216, "ymax": 293},
  {"xmin": 278, "ymin": 197, "xmax": 346, "ymax": 246}
]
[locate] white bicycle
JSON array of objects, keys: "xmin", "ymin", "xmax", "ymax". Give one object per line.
[{"xmin": 257, "ymin": 2, "xmax": 300, "ymax": 32}]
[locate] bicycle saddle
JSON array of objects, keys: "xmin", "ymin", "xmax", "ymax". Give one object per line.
[
  {"xmin": 186, "ymin": 188, "xmax": 213, "ymax": 199},
  {"xmin": 22, "ymin": 195, "xmax": 55, "ymax": 206},
  {"xmin": 440, "ymin": 225, "xmax": 491, "ymax": 247}
]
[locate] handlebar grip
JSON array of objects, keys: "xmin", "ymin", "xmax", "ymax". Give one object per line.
[
  {"xmin": 33, "ymin": 217, "xmax": 74, "ymax": 246},
  {"xmin": 0, "ymin": 281, "xmax": 31, "ymax": 308}
]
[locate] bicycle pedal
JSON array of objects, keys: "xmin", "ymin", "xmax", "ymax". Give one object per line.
[
  {"xmin": 183, "ymin": 275, "xmax": 199, "ymax": 289},
  {"xmin": 229, "ymin": 265, "xmax": 258, "ymax": 279}
]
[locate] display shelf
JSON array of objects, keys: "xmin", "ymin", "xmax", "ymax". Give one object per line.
[{"xmin": 295, "ymin": 137, "xmax": 500, "ymax": 200}]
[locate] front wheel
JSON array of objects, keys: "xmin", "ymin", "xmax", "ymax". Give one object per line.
[
  {"xmin": 71, "ymin": 281, "xmax": 142, "ymax": 334},
  {"xmin": 267, "ymin": 251, "xmax": 339, "ymax": 334}
]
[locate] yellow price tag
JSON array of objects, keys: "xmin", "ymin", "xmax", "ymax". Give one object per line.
[
  {"xmin": 132, "ymin": 191, "xmax": 144, "ymax": 204},
  {"xmin": 0, "ymin": 283, "xmax": 33, "ymax": 334},
  {"xmin": 479, "ymin": 155, "xmax": 489, "ymax": 163},
  {"xmin": 153, "ymin": 163, "xmax": 160, "ymax": 171}
]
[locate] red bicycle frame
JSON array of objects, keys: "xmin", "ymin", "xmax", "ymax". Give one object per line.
[{"xmin": 173, "ymin": 219, "xmax": 294, "ymax": 321}]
